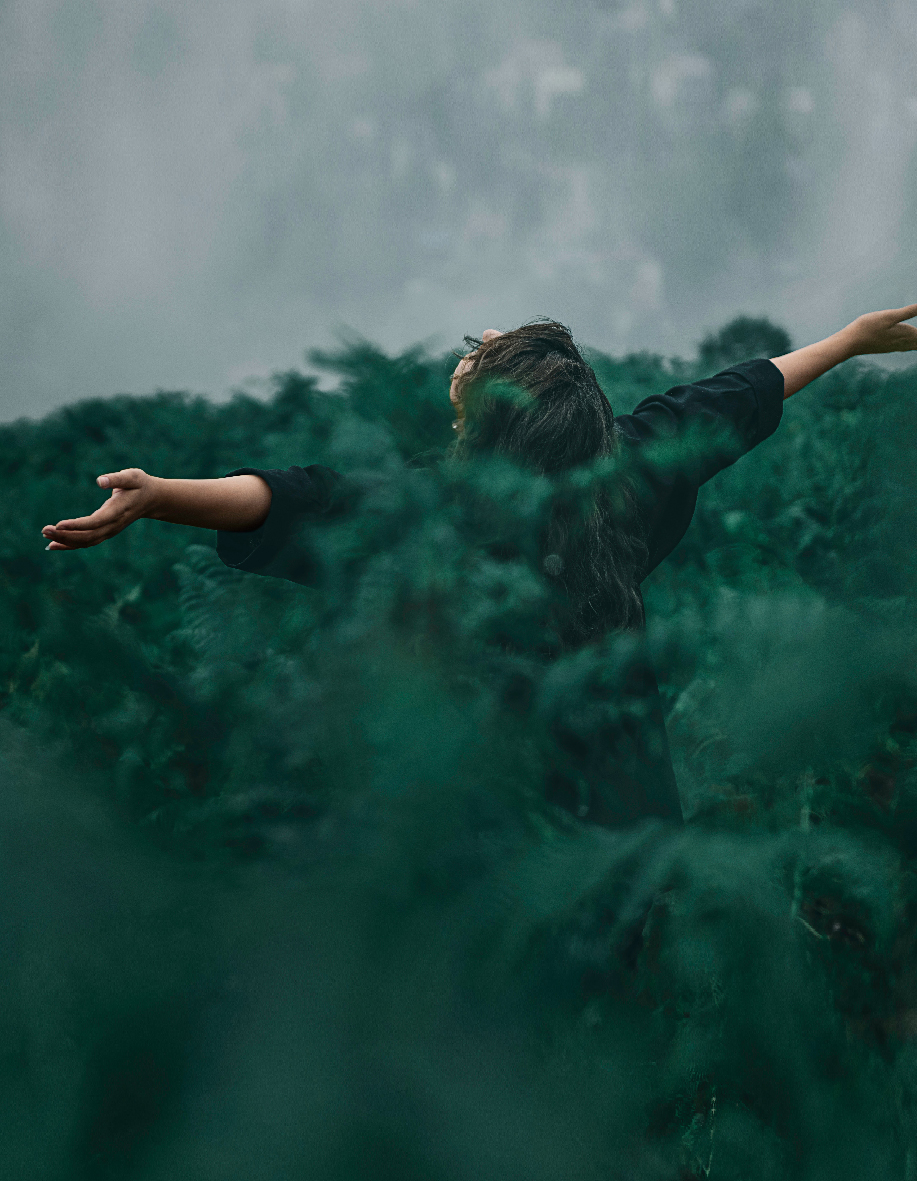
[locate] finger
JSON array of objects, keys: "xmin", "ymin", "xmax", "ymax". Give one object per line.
[
  {"xmin": 42, "ymin": 516, "xmax": 119, "ymax": 541},
  {"xmin": 891, "ymin": 303, "xmax": 917, "ymax": 321},
  {"xmin": 43, "ymin": 528, "xmax": 107, "ymax": 549},
  {"xmin": 96, "ymin": 467, "xmax": 144, "ymax": 490},
  {"xmin": 46, "ymin": 500, "xmax": 130, "ymax": 532},
  {"xmin": 44, "ymin": 518, "xmax": 98, "ymax": 533},
  {"xmin": 44, "ymin": 517, "xmax": 117, "ymax": 538}
]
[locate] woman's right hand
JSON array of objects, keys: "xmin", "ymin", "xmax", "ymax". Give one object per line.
[
  {"xmin": 843, "ymin": 304, "xmax": 917, "ymax": 355},
  {"xmin": 42, "ymin": 468, "xmax": 160, "ymax": 550}
]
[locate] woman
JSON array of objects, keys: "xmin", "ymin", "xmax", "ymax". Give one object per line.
[{"xmin": 41, "ymin": 306, "xmax": 917, "ymax": 827}]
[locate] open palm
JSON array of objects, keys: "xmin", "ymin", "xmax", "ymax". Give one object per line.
[{"xmin": 42, "ymin": 468, "xmax": 155, "ymax": 550}]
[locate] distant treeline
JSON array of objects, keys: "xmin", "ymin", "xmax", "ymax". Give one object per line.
[{"xmin": 2, "ymin": 318, "xmax": 917, "ymax": 1179}]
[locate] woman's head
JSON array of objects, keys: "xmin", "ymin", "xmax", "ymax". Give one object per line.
[
  {"xmin": 447, "ymin": 319, "xmax": 648, "ymax": 641},
  {"xmin": 449, "ymin": 320, "xmax": 617, "ymax": 473}
]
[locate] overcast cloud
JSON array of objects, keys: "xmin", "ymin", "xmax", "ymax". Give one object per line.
[{"xmin": 2, "ymin": 0, "xmax": 916, "ymax": 420}]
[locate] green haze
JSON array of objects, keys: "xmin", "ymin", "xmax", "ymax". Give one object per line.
[{"xmin": 2, "ymin": 326, "xmax": 917, "ymax": 1178}]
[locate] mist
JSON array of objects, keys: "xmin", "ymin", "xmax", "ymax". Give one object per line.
[{"xmin": 2, "ymin": 0, "xmax": 916, "ymax": 419}]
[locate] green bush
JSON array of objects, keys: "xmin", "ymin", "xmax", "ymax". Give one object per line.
[{"xmin": 2, "ymin": 329, "xmax": 917, "ymax": 1179}]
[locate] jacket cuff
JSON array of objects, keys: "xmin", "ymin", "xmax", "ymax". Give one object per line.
[
  {"xmin": 722, "ymin": 358, "xmax": 785, "ymax": 445},
  {"xmin": 215, "ymin": 467, "xmax": 292, "ymax": 572}
]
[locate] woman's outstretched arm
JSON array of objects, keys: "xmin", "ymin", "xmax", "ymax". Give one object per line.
[
  {"xmin": 42, "ymin": 469, "xmax": 272, "ymax": 551},
  {"xmin": 771, "ymin": 303, "xmax": 917, "ymax": 399}
]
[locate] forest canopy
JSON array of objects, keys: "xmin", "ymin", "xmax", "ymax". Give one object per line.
[{"xmin": 3, "ymin": 319, "xmax": 917, "ymax": 1179}]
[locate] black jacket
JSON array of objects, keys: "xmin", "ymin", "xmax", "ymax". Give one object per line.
[{"xmin": 215, "ymin": 359, "xmax": 785, "ymax": 828}]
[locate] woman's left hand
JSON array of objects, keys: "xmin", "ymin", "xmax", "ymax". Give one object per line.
[{"xmin": 41, "ymin": 468, "xmax": 158, "ymax": 550}]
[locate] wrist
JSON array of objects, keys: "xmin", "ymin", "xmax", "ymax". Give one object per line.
[
  {"xmin": 143, "ymin": 475, "xmax": 168, "ymax": 521},
  {"xmin": 835, "ymin": 323, "xmax": 863, "ymax": 361}
]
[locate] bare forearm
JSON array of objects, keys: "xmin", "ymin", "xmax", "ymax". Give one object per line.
[
  {"xmin": 769, "ymin": 328, "xmax": 857, "ymax": 400},
  {"xmin": 147, "ymin": 474, "xmax": 272, "ymax": 531},
  {"xmin": 770, "ymin": 304, "xmax": 917, "ymax": 399}
]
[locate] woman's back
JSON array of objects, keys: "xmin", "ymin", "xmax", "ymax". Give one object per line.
[{"xmin": 212, "ymin": 328, "xmax": 785, "ymax": 829}]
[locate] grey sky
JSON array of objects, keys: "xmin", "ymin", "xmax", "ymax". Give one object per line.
[{"xmin": 2, "ymin": 0, "xmax": 916, "ymax": 421}]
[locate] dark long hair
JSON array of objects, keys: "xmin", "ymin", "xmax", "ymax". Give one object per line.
[{"xmin": 449, "ymin": 319, "xmax": 648, "ymax": 643}]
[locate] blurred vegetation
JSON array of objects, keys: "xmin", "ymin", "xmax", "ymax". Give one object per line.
[
  {"xmin": 3, "ymin": 318, "xmax": 917, "ymax": 1178},
  {"xmin": 697, "ymin": 316, "xmax": 794, "ymax": 373}
]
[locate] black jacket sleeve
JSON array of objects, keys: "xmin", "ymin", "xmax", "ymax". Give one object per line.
[
  {"xmin": 614, "ymin": 359, "xmax": 785, "ymax": 579},
  {"xmin": 215, "ymin": 464, "xmax": 344, "ymax": 586}
]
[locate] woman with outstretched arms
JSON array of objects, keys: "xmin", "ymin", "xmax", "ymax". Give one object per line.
[{"xmin": 41, "ymin": 306, "xmax": 917, "ymax": 826}]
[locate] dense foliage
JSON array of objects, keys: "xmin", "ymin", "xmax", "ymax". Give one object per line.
[{"xmin": 3, "ymin": 321, "xmax": 917, "ymax": 1179}]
